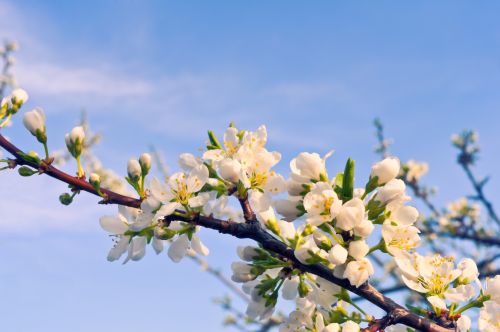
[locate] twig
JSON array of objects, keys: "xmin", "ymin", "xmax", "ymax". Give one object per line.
[{"xmin": 0, "ymin": 133, "xmax": 455, "ymax": 332}]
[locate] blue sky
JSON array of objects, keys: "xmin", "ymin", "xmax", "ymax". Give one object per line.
[{"xmin": 1, "ymin": 1, "xmax": 500, "ymax": 331}]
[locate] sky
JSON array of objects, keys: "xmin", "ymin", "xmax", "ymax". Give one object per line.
[{"xmin": 1, "ymin": 1, "xmax": 500, "ymax": 331}]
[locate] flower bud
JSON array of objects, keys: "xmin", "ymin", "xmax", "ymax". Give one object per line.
[
  {"xmin": 328, "ymin": 244, "xmax": 348, "ymax": 265},
  {"xmin": 371, "ymin": 157, "xmax": 400, "ymax": 185},
  {"xmin": 237, "ymin": 246, "xmax": 259, "ymax": 261},
  {"xmin": 139, "ymin": 153, "xmax": 152, "ymax": 175},
  {"xmin": 89, "ymin": 173, "xmax": 101, "ymax": 186},
  {"xmin": 65, "ymin": 126, "xmax": 85, "ymax": 158},
  {"xmin": 218, "ymin": 158, "xmax": 241, "ymax": 183},
  {"xmin": 23, "ymin": 107, "xmax": 46, "ymax": 143},
  {"xmin": 348, "ymin": 240, "xmax": 369, "ymax": 260},
  {"xmin": 11, "ymin": 88, "xmax": 28, "ymax": 106},
  {"xmin": 127, "ymin": 159, "xmax": 141, "ymax": 181},
  {"xmin": 59, "ymin": 193, "xmax": 73, "ymax": 205}
]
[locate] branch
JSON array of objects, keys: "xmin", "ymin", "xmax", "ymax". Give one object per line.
[
  {"xmin": 459, "ymin": 160, "xmax": 500, "ymax": 227},
  {"xmin": 0, "ymin": 133, "xmax": 453, "ymax": 332}
]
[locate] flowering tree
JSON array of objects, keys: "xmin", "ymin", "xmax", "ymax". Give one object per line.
[{"xmin": 1, "ymin": 44, "xmax": 499, "ymax": 332}]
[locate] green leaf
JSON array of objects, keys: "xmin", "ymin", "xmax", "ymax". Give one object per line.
[
  {"xmin": 18, "ymin": 166, "xmax": 38, "ymax": 177},
  {"xmin": 207, "ymin": 130, "xmax": 222, "ymax": 149},
  {"xmin": 342, "ymin": 158, "xmax": 355, "ymax": 201}
]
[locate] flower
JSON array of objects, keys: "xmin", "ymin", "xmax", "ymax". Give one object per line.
[
  {"xmin": 167, "ymin": 229, "xmax": 209, "ymax": 263},
  {"xmin": 343, "ymin": 258, "xmax": 374, "ymax": 287},
  {"xmin": 295, "ymin": 235, "xmax": 327, "ymax": 265},
  {"xmin": 289, "ymin": 151, "xmax": 332, "ymax": 183},
  {"xmin": 382, "ymin": 224, "xmax": 421, "ymax": 257},
  {"xmin": 127, "ymin": 159, "xmax": 142, "ymax": 181},
  {"xmin": 404, "ymin": 160, "xmax": 429, "ymax": 182},
  {"xmin": 139, "ymin": 153, "xmax": 151, "ymax": 174},
  {"xmin": 395, "ymin": 253, "xmax": 461, "ymax": 296},
  {"xmin": 22, "ymin": 107, "xmax": 46, "ymax": 141},
  {"xmin": 479, "ymin": 300, "xmax": 500, "ymax": 332},
  {"xmin": 303, "ymin": 182, "xmax": 341, "ymax": 226},
  {"xmin": 335, "ymin": 198, "xmax": 365, "ymax": 231},
  {"xmin": 371, "ymin": 157, "xmax": 400, "ymax": 185},
  {"xmin": 99, "ymin": 205, "xmax": 161, "ymax": 263},
  {"xmin": 348, "ymin": 240, "xmax": 369, "ymax": 260},
  {"xmin": 11, "ymin": 88, "xmax": 28, "ymax": 105},
  {"xmin": 376, "ymin": 179, "xmax": 409, "ymax": 205},
  {"xmin": 150, "ymin": 164, "xmax": 209, "ymax": 218},
  {"xmin": 484, "ymin": 275, "xmax": 500, "ymax": 303},
  {"xmin": 328, "ymin": 244, "xmax": 348, "ymax": 265},
  {"xmin": 456, "ymin": 315, "xmax": 471, "ymax": 332},
  {"xmin": 65, "ymin": 126, "xmax": 85, "ymax": 158}
]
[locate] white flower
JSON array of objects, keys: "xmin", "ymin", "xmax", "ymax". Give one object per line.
[
  {"xmin": 179, "ymin": 153, "xmax": 201, "ymax": 170},
  {"xmin": 237, "ymin": 246, "xmax": 260, "ymax": 261},
  {"xmin": 322, "ymin": 323, "xmax": 340, "ymax": 332},
  {"xmin": 335, "ymin": 198, "xmax": 365, "ymax": 231},
  {"xmin": 405, "ymin": 160, "xmax": 429, "ymax": 182},
  {"xmin": 303, "ymin": 182, "xmax": 341, "ymax": 226},
  {"xmin": 328, "ymin": 244, "xmax": 348, "ymax": 265},
  {"xmin": 218, "ymin": 157, "xmax": 242, "ymax": 183},
  {"xmin": 150, "ymin": 164, "xmax": 209, "ymax": 218},
  {"xmin": 168, "ymin": 233, "xmax": 209, "ymax": 263},
  {"xmin": 11, "ymin": 88, "xmax": 28, "ymax": 104},
  {"xmin": 456, "ymin": 315, "xmax": 471, "ymax": 332},
  {"xmin": 231, "ymin": 262, "xmax": 257, "ymax": 282},
  {"xmin": 22, "ymin": 107, "xmax": 45, "ymax": 137},
  {"xmin": 427, "ymin": 295, "xmax": 446, "ymax": 310},
  {"xmin": 289, "ymin": 151, "xmax": 332, "ymax": 183},
  {"xmin": 282, "ymin": 276, "xmax": 299, "ymax": 300},
  {"xmin": 308, "ymin": 276, "xmax": 341, "ymax": 308},
  {"xmin": 484, "ymin": 275, "xmax": 500, "ymax": 303},
  {"xmin": 395, "ymin": 253, "xmax": 461, "ymax": 296},
  {"xmin": 65, "ymin": 126, "xmax": 85, "ymax": 158},
  {"xmin": 371, "ymin": 157, "xmax": 400, "ymax": 185},
  {"xmin": 99, "ymin": 206, "xmax": 159, "ymax": 263},
  {"xmin": 457, "ymin": 258, "xmax": 479, "ymax": 284},
  {"xmin": 348, "ymin": 240, "xmax": 369, "ymax": 260},
  {"xmin": 376, "ymin": 179, "xmax": 409, "ymax": 205},
  {"xmin": 342, "ymin": 320, "xmax": 360, "ymax": 332},
  {"xmin": 382, "ymin": 224, "xmax": 421, "ymax": 257},
  {"xmin": 343, "ymin": 258, "xmax": 374, "ymax": 287},
  {"xmin": 139, "ymin": 153, "xmax": 151, "ymax": 173},
  {"xmin": 274, "ymin": 196, "xmax": 302, "ymax": 221},
  {"xmin": 353, "ymin": 217, "xmax": 374, "ymax": 237},
  {"xmin": 385, "ymin": 205, "xmax": 419, "ymax": 226},
  {"xmin": 127, "ymin": 159, "xmax": 142, "ymax": 180},
  {"xmin": 295, "ymin": 235, "xmax": 327, "ymax": 265},
  {"xmin": 479, "ymin": 300, "xmax": 500, "ymax": 332}
]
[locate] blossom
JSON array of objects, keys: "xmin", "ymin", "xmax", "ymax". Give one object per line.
[
  {"xmin": 335, "ymin": 197, "xmax": 365, "ymax": 231},
  {"xmin": 381, "ymin": 224, "xmax": 421, "ymax": 257},
  {"xmin": 150, "ymin": 164, "xmax": 209, "ymax": 218},
  {"xmin": 303, "ymin": 182, "xmax": 341, "ymax": 226},
  {"xmin": 167, "ymin": 226, "xmax": 209, "ymax": 263},
  {"xmin": 327, "ymin": 244, "xmax": 348, "ymax": 265},
  {"xmin": 289, "ymin": 151, "xmax": 332, "ymax": 184},
  {"xmin": 127, "ymin": 158, "xmax": 142, "ymax": 181},
  {"xmin": 479, "ymin": 300, "xmax": 500, "ymax": 332},
  {"xmin": 376, "ymin": 179, "xmax": 409, "ymax": 205},
  {"xmin": 343, "ymin": 258, "xmax": 374, "ymax": 287},
  {"xmin": 371, "ymin": 157, "xmax": 400, "ymax": 185},
  {"xmin": 11, "ymin": 88, "xmax": 28, "ymax": 104},
  {"xmin": 295, "ymin": 235, "xmax": 327, "ymax": 265},
  {"xmin": 99, "ymin": 206, "xmax": 161, "ymax": 263},
  {"xmin": 404, "ymin": 160, "xmax": 429, "ymax": 182},
  {"xmin": 65, "ymin": 126, "xmax": 85, "ymax": 158},
  {"xmin": 456, "ymin": 315, "xmax": 471, "ymax": 332},
  {"xmin": 139, "ymin": 153, "xmax": 151, "ymax": 174},
  {"xmin": 22, "ymin": 107, "xmax": 46, "ymax": 139},
  {"xmin": 484, "ymin": 275, "xmax": 500, "ymax": 303},
  {"xmin": 395, "ymin": 253, "xmax": 461, "ymax": 296},
  {"xmin": 348, "ymin": 240, "xmax": 369, "ymax": 260}
]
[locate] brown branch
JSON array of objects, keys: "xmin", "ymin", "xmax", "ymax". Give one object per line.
[
  {"xmin": 0, "ymin": 133, "xmax": 453, "ymax": 332},
  {"xmin": 0, "ymin": 134, "xmax": 140, "ymax": 208}
]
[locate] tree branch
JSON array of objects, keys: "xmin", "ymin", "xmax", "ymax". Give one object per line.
[{"xmin": 0, "ymin": 133, "xmax": 454, "ymax": 332}]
